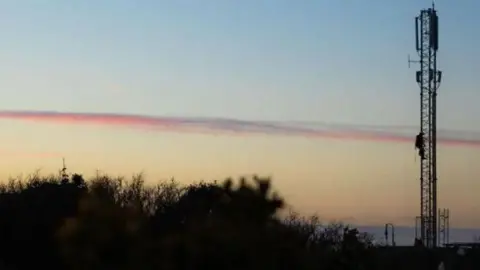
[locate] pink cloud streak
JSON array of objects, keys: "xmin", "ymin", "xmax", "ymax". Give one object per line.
[{"xmin": 1, "ymin": 110, "xmax": 480, "ymax": 147}]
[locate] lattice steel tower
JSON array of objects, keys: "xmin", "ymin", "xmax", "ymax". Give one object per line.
[{"xmin": 411, "ymin": 3, "xmax": 442, "ymax": 248}]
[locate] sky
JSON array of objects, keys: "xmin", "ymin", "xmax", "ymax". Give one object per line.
[{"xmin": 0, "ymin": 0, "xmax": 479, "ymax": 228}]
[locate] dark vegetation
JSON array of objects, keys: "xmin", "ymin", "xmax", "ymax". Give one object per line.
[{"xmin": 0, "ymin": 172, "xmax": 477, "ymax": 270}]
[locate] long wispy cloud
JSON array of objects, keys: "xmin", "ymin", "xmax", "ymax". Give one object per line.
[{"xmin": 1, "ymin": 110, "xmax": 480, "ymax": 147}]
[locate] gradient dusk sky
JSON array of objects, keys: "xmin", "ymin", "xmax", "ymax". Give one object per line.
[{"xmin": 0, "ymin": 0, "xmax": 479, "ymax": 227}]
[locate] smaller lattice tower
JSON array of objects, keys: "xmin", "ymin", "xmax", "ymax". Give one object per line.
[
  {"xmin": 60, "ymin": 158, "xmax": 69, "ymax": 184},
  {"xmin": 438, "ymin": 208, "xmax": 450, "ymax": 246}
]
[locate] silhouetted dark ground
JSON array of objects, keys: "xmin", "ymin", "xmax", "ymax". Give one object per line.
[{"xmin": 0, "ymin": 172, "xmax": 477, "ymax": 270}]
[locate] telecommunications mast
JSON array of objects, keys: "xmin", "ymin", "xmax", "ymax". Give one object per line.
[{"xmin": 410, "ymin": 2, "xmax": 442, "ymax": 248}]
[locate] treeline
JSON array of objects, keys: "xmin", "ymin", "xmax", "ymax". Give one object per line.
[
  {"xmin": 0, "ymin": 172, "xmax": 471, "ymax": 269},
  {"xmin": 0, "ymin": 172, "xmax": 378, "ymax": 269}
]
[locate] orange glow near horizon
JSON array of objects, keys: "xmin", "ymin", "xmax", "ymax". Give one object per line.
[{"xmin": 1, "ymin": 122, "xmax": 479, "ymax": 228}]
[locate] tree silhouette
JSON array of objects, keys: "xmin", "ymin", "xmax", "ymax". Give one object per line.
[{"xmin": 0, "ymin": 170, "xmax": 472, "ymax": 269}]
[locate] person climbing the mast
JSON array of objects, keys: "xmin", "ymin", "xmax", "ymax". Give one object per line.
[{"xmin": 415, "ymin": 132, "xmax": 425, "ymax": 160}]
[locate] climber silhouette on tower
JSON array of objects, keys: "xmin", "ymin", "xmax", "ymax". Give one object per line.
[{"xmin": 415, "ymin": 132, "xmax": 425, "ymax": 160}]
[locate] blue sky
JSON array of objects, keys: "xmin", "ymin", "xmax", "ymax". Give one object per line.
[
  {"xmin": 0, "ymin": 0, "xmax": 479, "ymax": 227},
  {"xmin": 2, "ymin": 0, "xmax": 479, "ymax": 126}
]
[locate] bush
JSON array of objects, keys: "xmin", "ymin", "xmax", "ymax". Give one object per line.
[{"xmin": 0, "ymin": 172, "xmax": 378, "ymax": 269}]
